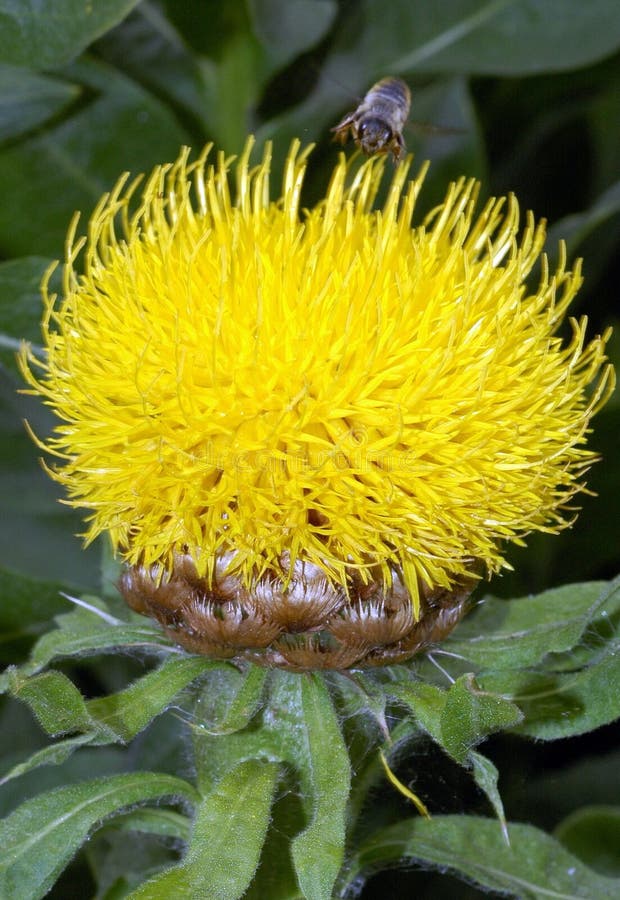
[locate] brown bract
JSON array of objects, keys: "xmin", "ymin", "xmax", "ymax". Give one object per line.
[{"xmin": 120, "ymin": 554, "xmax": 474, "ymax": 670}]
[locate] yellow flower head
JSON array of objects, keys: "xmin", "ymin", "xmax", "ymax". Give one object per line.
[{"xmin": 20, "ymin": 138, "xmax": 614, "ymax": 666}]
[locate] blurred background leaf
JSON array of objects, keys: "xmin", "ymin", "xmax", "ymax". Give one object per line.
[
  {"xmin": 0, "ymin": 0, "xmax": 142, "ymax": 68},
  {"xmin": 555, "ymin": 805, "xmax": 620, "ymax": 877},
  {"xmin": 0, "ymin": 66, "xmax": 79, "ymax": 143}
]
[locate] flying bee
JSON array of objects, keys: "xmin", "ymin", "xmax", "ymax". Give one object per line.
[{"xmin": 331, "ymin": 76, "xmax": 411, "ymax": 163}]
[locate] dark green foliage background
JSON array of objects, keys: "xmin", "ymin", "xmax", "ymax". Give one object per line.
[{"xmin": 0, "ymin": 2, "xmax": 619, "ymax": 898}]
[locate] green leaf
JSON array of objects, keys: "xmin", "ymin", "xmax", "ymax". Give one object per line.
[
  {"xmin": 0, "ymin": 382, "xmax": 99, "ymax": 590},
  {"xmin": 388, "ymin": 681, "xmax": 446, "ymax": 746},
  {"xmin": 0, "ymin": 257, "xmax": 53, "ymax": 370},
  {"xmin": 242, "ymin": 790, "xmax": 306, "ymax": 900},
  {"xmin": 167, "ymin": 5, "xmax": 265, "ymax": 153},
  {"xmin": 0, "ymin": 0, "xmax": 140, "ymax": 69},
  {"xmin": 0, "ymin": 733, "xmax": 96, "ymax": 788},
  {"xmin": 0, "ymin": 66, "xmax": 79, "ymax": 142},
  {"xmin": 388, "ymin": 675, "xmax": 521, "ymax": 764},
  {"xmin": 439, "ymin": 674, "xmax": 522, "ymax": 763},
  {"xmin": 480, "ymin": 638, "xmax": 620, "ymax": 740},
  {"xmin": 345, "ymin": 815, "xmax": 620, "ymax": 899},
  {"xmin": 555, "ymin": 806, "xmax": 620, "ymax": 878},
  {"xmin": 468, "ymin": 751, "xmax": 508, "ymax": 843},
  {"xmin": 0, "ymin": 772, "xmax": 199, "ymax": 900},
  {"xmin": 186, "ymin": 664, "xmax": 267, "ymax": 737},
  {"xmin": 1, "ymin": 596, "xmax": 171, "ymax": 685},
  {"xmin": 290, "ymin": 674, "xmax": 350, "ymax": 900},
  {"xmin": 445, "ymin": 581, "xmax": 607, "ymax": 669},
  {"xmin": 86, "ymin": 809, "xmax": 194, "ymax": 897},
  {"xmin": 468, "ymin": 578, "xmax": 620, "ymax": 739},
  {"xmin": 248, "ymin": 0, "xmax": 337, "ymax": 67},
  {"xmin": 2, "ymin": 655, "xmax": 211, "ymax": 785},
  {"xmin": 7, "ymin": 669, "xmax": 97, "ymax": 736},
  {"xmin": 370, "ymin": 679, "xmax": 513, "ymax": 834},
  {"xmin": 1, "ymin": 638, "xmax": 212, "ymax": 791},
  {"xmin": 128, "ymin": 760, "xmax": 278, "ymax": 900},
  {"xmin": 104, "ymin": 807, "xmax": 192, "ymax": 843},
  {"xmin": 0, "ymin": 567, "xmax": 79, "ymax": 656},
  {"xmin": 519, "ymin": 749, "xmax": 620, "ymax": 825},
  {"xmin": 212, "ymin": 664, "xmax": 268, "ymax": 733},
  {"xmin": 0, "ymin": 57, "xmax": 189, "ymax": 258},
  {"xmin": 588, "ymin": 77, "xmax": 620, "ymax": 195},
  {"xmin": 333, "ymin": 0, "xmax": 620, "ymax": 77},
  {"xmin": 190, "ymin": 678, "xmax": 282, "ymax": 796},
  {"xmin": 87, "ymin": 655, "xmax": 215, "ymax": 741},
  {"xmin": 332, "ymin": 670, "xmax": 390, "ymax": 730},
  {"xmin": 156, "ymin": 0, "xmax": 335, "ymax": 155},
  {"xmin": 545, "ymin": 179, "xmax": 620, "ymax": 263},
  {"xmin": 92, "ymin": 4, "xmax": 211, "ymax": 148},
  {"xmin": 191, "ymin": 672, "xmax": 350, "ymax": 900}
]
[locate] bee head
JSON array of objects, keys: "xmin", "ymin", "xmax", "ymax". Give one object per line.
[{"xmin": 358, "ymin": 117, "xmax": 393, "ymax": 154}]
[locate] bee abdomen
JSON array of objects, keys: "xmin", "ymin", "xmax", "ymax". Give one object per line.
[{"xmin": 367, "ymin": 77, "xmax": 411, "ymax": 114}]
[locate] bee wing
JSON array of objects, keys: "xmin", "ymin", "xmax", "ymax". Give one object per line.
[{"xmin": 407, "ymin": 121, "xmax": 466, "ymax": 137}]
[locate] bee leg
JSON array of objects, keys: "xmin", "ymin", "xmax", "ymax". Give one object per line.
[
  {"xmin": 330, "ymin": 113, "xmax": 356, "ymax": 145},
  {"xmin": 391, "ymin": 133, "xmax": 406, "ymax": 163}
]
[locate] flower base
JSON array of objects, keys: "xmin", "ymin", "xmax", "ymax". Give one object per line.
[{"xmin": 120, "ymin": 555, "xmax": 474, "ymax": 669}]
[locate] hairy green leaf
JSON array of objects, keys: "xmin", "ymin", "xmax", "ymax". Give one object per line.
[
  {"xmin": 1, "ymin": 650, "xmax": 212, "ymax": 785},
  {"xmin": 446, "ymin": 581, "xmax": 607, "ymax": 669},
  {"xmin": 388, "ymin": 675, "xmax": 521, "ymax": 763},
  {"xmin": 86, "ymin": 655, "xmax": 216, "ymax": 741},
  {"xmin": 439, "ymin": 674, "xmax": 522, "ymax": 762},
  {"xmin": 8, "ymin": 669, "xmax": 98, "ymax": 735},
  {"xmin": 128, "ymin": 761, "xmax": 278, "ymax": 899},
  {"xmin": 480, "ymin": 639, "xmax": 620, "ymax": 740},
  {"xmin": 346, "ymin": 814, "xmax": 620, "ymax": 898},
  {"xmin": 289, "ymin": 674, "xmax": 350, "ymax": 900},
  {"xmin": 465, "ymin": 579, "xmax": 620, "ymax": 739},
  {"xmin": 186, "ymin": 664, "xmax": 267, "ymax": 737},
  {"xmin": 2, "ymin": 596, "xmax": 171, "ymax": 684},
  {"xmin": 0, "ymin": 733, "xmax": 96, "ymax": 788},
  {"xmin": 388, "ymin": 680, "xmax": 446, "ymax": 744},
  {"xmin": 0, "ymin": 772, "xmax": 199, "ymax": 900},
  {"xmin": 468, "ymin": 751, "xmax": 508, "ymax": 842},
  {"xmin": 104, "ymin": 807, "xmax": 192, "ymax": 842},
  {"xmin": 190, "ymin": 672, "xmax": 351, "ymax": 900}
]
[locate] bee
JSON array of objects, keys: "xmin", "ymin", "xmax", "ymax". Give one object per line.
[{"xmin": 331, "ymin": 76, "xmax": 412, "ymax": 163}]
